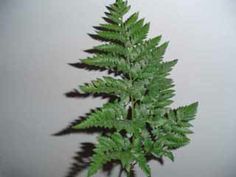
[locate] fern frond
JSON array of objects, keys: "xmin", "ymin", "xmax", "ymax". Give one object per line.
[
  {"xmin": 124, "ymin": 12, "xmax": 139, "ymax": 28},
  {"xmin": 131, "ymin": 35, "xmax": 162, "ymax": 62},
  {"xmin": 151, "ymin": 143, "xmax": 175, "ymax": 161},
  {"xmin": 150, "ymin": 102, "xmax": 198, "ymax": 157},
  {"xmin": 92, "ymin": 43, "xmax": 127, "ymax": 56},
  {"xmin": 130, "ymin": 43, "xmax": 174, "ymax": 80},
  {"xmin": 87, "ymin": 133, "xmax": 131, "ymax": 177},
  {"xmin": 175, "ymin": 102, "xmax": 199, "ymax": 121},
  {"xmin": 81, "ymin": 55, "xmax": 130, "ymax": 75},
  {"xmin": 107, "ymin": 0, "xmax": 130, "ymax": 19},
  {"xmin": 131, "ymin": 138, "xmax": 151, "ymax": 176},
  {"xmin": 131, "ymin": 22, "xmax": 150, "ymax": 44},
  {"xmin": 73, "ymin": 102, "xmax": 127, "ymax": 129},
  {"xmin": 136, "ymin": 153, "xmax": 151, "ymax": 177},
  {"xmin": 125, "ymin": 17, "xmax": 150, "ymax": 45},
  {"xmin": 93, "ymin": 30, "xmax": 125, "ymax": 44},
  {"xmin": 68, "ymin": 0, "xmax": 199, "ymax": 176},
  {"xmin": 96, "ymin": 23, "xmax": 122, "ymax": 32},
  {"xmin": 79, "ymin": 76, "xmax": 130, "ymax": 97},
  {"xmin": 159, "ymin": 59, "xmax": 178, "ymax": 76},
  {"xmin": 153, "ymin": 42, "xmax": 169, "ymax": 60}
]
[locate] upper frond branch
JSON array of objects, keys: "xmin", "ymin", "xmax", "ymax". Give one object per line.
[
  {"xmin": 79, "ymin": 76, "xmax": 131, "ymax": 97},
  {"xmin": 73, "ymin": 102, "xmax": 127, "ymax": 130},
  {"xmin": 81, "ymin": 55, "xmax": 130, "ymax": 76}
]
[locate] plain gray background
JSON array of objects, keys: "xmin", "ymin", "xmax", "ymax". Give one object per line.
[{"xmin": 0, "ymin": 0, "xmax": 236, "ymax": 177}]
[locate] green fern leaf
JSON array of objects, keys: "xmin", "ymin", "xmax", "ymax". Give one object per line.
[
  {"xmin": 93, "ymin": 44, "xmax": 126, "ymax": 56},
  {"xmin": 94, "ymin": 30, "xmax": 126, "ymax": 43},
  {"xmin": 130, "ymin": 22, "xmax": 150, "ymax": 44},
  {"xmin": 67, "ymin": 0, "xmax": 199, "ymax": 176},
  {"xmin": 79, "ymin": 76, "xmax": 130, "ymax": 96},
  {"xmin": 136, "ymin": 153, "xmax": 151, "ymax": 177},
  {"xmin": 73, "ymin": 102, "xmax": 126, "ymax": 129},
  {"xmin": 81, "ymin": 55, "xmax": 130, "ymax": 74},
  {"xmin": 131, "ymin": 35, "xmax": 162, "ymax": 62},
  {"xmin": 87, "ymin": 133, "xmax": 131, "ymax": 177},
  {"xmin": 176, "ymin": 102, "xmax": 199, "ymax": 121},
  {"xmin": 125, "ymin": 12, "xmax": 139, "ymax": 28}
]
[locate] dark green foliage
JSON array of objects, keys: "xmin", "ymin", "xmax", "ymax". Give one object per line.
[{"xmin": 72, "ymin": 0, "xmax": 198, "ymax": 176}]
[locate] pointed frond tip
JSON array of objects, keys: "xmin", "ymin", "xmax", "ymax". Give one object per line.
[
  {"xmin": 155, "ymin": 41, "xmax": 169, "ymax": 58},
  {"xmin": 176, "ymin": 102, "xmax": 199, "ymax": 121}
]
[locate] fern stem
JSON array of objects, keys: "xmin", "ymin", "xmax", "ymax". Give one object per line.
[
  {"xmin": 126, "ymin": 164, "xmax": 134, "ymax": 177},
  {"xmin": 118, "ymin": 165, "xmax": 123, "ymax": 177}
]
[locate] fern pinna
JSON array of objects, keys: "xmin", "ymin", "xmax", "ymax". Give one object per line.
[{"xmin": 72, "ymin": 0, "xmax": 198, "ymax": 176}]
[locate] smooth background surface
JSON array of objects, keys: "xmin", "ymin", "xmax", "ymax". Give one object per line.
[{"xmin": 0, "ymin": 0, "xmax": 236, "ymax": 177}]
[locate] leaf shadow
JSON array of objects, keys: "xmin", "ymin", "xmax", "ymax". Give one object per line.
[
  {"xmin": 64, "ymin": 142, "xmax": 119, "ymax": 177},
  {"xmin": 53, "ymin": 88, "xmax": 119, "ymax": 177},
  {"xmin": 53, "ymin": 89, "xmax": 117, "ymax": 136},
  {"xmin": 69, "ymin": 62, "xmax": 124, "ymax": 76}
]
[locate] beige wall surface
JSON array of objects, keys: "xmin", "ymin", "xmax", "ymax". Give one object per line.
[{"xmin": 0, "ymin": 0, "xmax": 236, "ymax": 177}]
